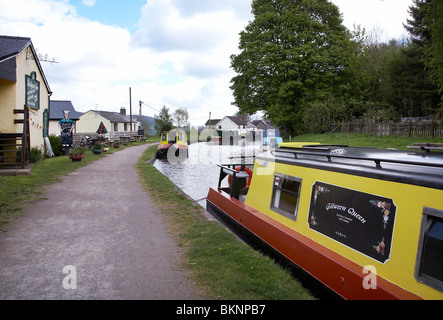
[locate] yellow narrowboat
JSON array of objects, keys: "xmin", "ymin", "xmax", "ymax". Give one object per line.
[
  {"xmin": 206, "ymin": 142, "xmax": 443, "ymax": 300},
  {"xmin": 156, "ymin": 130, "xmax": 188, "ymax": 159}
]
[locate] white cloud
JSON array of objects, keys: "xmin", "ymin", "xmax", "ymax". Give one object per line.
[
  {"xmin": 0, "ymin": 0, "xmax": 414, "ymax": 126},
  {"xmin": 130, "ymin": 0, "xmax": 251, "ymax": 121},
  {"xmin": 331, "ymin": 0, "xmax": 412, "ymax": 40},
  {"xmin": 82, "ymin": 0, "xmax": 96, "ymax": 7}
]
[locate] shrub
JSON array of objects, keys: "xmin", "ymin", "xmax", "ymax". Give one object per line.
[
  {"xmin": 29, "ymin": 147, "xmax": 43, "ymax": 163},
  {"xmin": 48, "ymin": 134, "xmax": 62, "ymax": 157}
]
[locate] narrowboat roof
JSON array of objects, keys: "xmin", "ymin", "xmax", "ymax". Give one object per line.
[{"xmin": 257, "ymin": 143, "xmax": 443, "ymax": 190}]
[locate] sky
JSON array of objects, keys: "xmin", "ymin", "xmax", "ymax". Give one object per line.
[{"xmin": 0, "ymin": 0, "xmax": 414, "ymax": 126}]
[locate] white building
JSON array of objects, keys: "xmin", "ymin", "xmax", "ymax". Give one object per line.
[
  {"xmin": 76, "ymin": 108, "xmax": 139, "ymax": 134},
  {"xmin": 214, "ymin": 116, "xmax": 248, "ymax": 134}
]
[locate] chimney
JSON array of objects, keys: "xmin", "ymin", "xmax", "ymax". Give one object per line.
[{"xmin": 120, "ymin": 107, "xmax": 126, "ymax": 115}]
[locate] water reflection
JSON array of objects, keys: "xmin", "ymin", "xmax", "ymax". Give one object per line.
[{"xmin": 153, "ymin": 142, "xmax": 261, "ymax": 207}]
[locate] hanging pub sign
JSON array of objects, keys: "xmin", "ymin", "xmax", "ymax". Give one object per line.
[
  {"xmin": 26, "ymin": 71, "xmax": 40, "ymax": 110},
  {"xmin": 43, "ymin": 109, "xmax": 49, "ymax": 137},
  {"xmin": 308, "ymin": 181, "xmax": 397, "ymax": 263}
]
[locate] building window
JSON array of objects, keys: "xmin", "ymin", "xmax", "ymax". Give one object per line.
[
  {"xmin": 114, "ymin": 123, "xmax": 118, "ymax": 132},
  {"xmin": 124, "ymin": 123, "xmax": 128, "ymax": 131},
  {"xmin": 270, "ymin": 173, "xmax": 302, "ymax": 220},
  {"xmin": 415, "ymin": 207, "xmax": 443, "ymax": 293}
]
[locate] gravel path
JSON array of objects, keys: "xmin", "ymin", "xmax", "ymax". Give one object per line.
[{"xmin": 0, "ymin": 144, "xmax": 201, "ymax": 300}]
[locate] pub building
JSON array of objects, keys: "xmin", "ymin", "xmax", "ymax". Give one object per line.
[{"xmin": 0, "ymin": 36, "xmax": 52, "ymax": 168}]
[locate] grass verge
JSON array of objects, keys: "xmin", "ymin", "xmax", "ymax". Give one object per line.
[
  {"xmin": 137, "ymin": 144, "xmax": 315, "ymax": 300},
  {"xmin": 290, "ymin": 132, "xmax": 443, "ymax": 150}
]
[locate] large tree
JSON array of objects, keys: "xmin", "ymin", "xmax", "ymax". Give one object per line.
[
  {"xmin": 404, "ymin": 0, "xmax": 442, "ymax": 112},
  {"xmin": 230, "ymin": 0, "xmax": 362, "ymax": 135},
  {"xmin": 422, "ymin": 0, "xmax": 443, "ymax": 106},
  {"xmin": 172, "ymin": 107, "xmax": 190, "ymax": 129},
  {"xmin": 154, "ymin": 106, "xmax": 173, "ymax": 135}
]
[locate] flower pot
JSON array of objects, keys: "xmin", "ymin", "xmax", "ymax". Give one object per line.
[
  {"xmin": 69, "ymin": 154, "xmax": 84, "ymax": 162},
  {"xmin": 113, "ymin": 144, "xmax": 120, "ymax": 148},
  {"xmin": 92, "ymin": 149, "xmax": 103, "ymax": 155}
]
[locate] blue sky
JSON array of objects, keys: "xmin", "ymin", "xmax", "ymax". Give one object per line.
[
  {"xmin": 0, "ymin": 0, "xmax": 414, "ymax": 125},
  {"xmin": 70, "ymin": 0, "xmax": 146, "ymax": 34}
]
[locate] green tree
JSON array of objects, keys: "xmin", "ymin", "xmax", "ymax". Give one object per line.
[
  {"xmin": 403, "ymin": 0, "xmax": 441, "ymax": 113},
  {"xmin": 230, "ymin": 0, "xmax": 362, "ymax": 136},
  {"xmin": 423, "ymin": 0, "xmax": 443, "ymax": 106},
  {"xmin": 390, "ymin": 43, "xmax": 439, "ymax": 117},
  {"xmin": 172, "ymin": 107, "xmax": 190, "ymax": 129},
  {"xmin": 154, "ymin": 106, "xmax": 173, "ymax": 135},
  {"xmin": 404, "ymin": 0, "xmax": 432, "ymax": 46}
]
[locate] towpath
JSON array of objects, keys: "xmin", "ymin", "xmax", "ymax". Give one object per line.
[{"xmin": 0, "ymin": 143, "xmax": 202, "ymax": 300}]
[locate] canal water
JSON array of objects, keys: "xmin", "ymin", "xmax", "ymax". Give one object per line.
[
  {"xmin": 154, "ymin": 141, "xmax": 338, "ymax": 300},
  {"xmin": 153, "ymin": 142, "xmax": 262, "ymax": 208}
]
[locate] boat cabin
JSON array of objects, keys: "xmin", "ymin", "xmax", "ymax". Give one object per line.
[
  {"xmin": 207, "ymin": 142, "xmax": 443, "ymax": 299},
  {"xmin": 156, "ymin": 130, "xmax": 188, "ymax": 159}
]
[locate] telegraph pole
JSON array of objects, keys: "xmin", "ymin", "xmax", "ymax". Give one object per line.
[{"xmin": 129, "ymin": 87, "xmax": 133, "ymax": 132}]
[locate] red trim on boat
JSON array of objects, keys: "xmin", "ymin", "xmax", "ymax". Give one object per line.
[
  {"xmin": 207, "ymin": 187, "xmax": 422, "ymax": 300},
  {"xmin": 157, "ymin": 144, "xmax": 170, "ymax": 150},
  {"xmin": 175, "ymin": 143, "xmax": 188, "ymax": 149}
]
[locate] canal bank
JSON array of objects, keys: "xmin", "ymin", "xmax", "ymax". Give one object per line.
[{"xmin": 138, "ymin": 144, "xmax": 316, "ymax": 300}]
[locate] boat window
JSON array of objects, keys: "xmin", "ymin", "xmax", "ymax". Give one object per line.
[
  {"xmin": 415, "ymin": 207, "xmax": 443, "ymax": 293},
  {"xmin": 270, "ymin": 173, "xmax": 302, "ymax": 220}
]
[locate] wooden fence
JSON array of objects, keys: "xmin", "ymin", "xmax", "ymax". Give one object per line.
[
  {"xmin": 72, "ymin": 132, "xmax": 141, "ymax": 145},
  {"xmin": 329, "ymin": 121, "xmax": 443, "ymax": 139}
]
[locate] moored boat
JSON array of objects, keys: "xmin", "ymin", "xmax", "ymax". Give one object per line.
[
  {"xmin": 156, "ymin": 130, "xmax": 188, "ymax": 159},
  {"xmin": 206, "ymin": 142, "xmax": 443, "ymax": 300}
]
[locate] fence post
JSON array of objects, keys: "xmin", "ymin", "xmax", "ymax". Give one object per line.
[
  {"xmin": 431, "ymin": 120, "xmax": 435, "ymax": 139},
  {"xmin": 408, "ymin": 121, "xmax": 412, "ymax": 138}
]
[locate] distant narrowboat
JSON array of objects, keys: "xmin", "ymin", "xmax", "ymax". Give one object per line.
[
  {"xmin": 206, "ymin": 142, "xmax": 443, "ymax": 299},
  {"xmin": 156, "ymin": 131, "xmax": 188, "ymax": 159}
]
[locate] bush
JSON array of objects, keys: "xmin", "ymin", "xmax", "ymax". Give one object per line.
[
  {"xmin": 362, "ymin": 103, "xmax": 400, "ymax": 122},
  {"xmin": 303, "ymin": 97, "xmax": 348, "ymax": 134},
  {"xmin": 29, "ymin": 147, "xmax": 43, "ymax": 163},
  {"xmin": 48, "ymin": 134, "xmax": 62, "ymax": 157}
]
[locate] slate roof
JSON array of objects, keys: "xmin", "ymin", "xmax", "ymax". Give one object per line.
[
  {"xmin": 95, "ymin": 111, "xmax": 133, "ymax": 123},
  {"xmin": 226, "ymin": 116, "xmax": 247, "ymax": 125},
  {"xmin": 0, "ymin": 35, "xmax": 51, "ymax": 93},
  {"xmin": 251, "ymin": 120, "xmax": 275, "ymax": 130},
  {"xmin": 205, "ymin": 119, "xmax": 221, "ymax": 126},
  {"xmin": 0, "ymin": 36, "xmax": 32, "ymax": 62},
  {"xmin": 50, "ymin": 100, "xmax": 81, "ymax": 120}
]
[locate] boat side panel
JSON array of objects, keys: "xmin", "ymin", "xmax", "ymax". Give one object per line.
[
  {"xmin": 207, "ymin": 188, "xmax": 421, "ymax": 300},
  {"xmin": 244, "ymin": 160, "xmax": 443, "ymax": 299}
]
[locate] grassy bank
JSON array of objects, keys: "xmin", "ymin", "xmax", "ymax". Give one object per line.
[
  {"xmin": 290, "ymin": 132, "xmax": 443, "ymax": 150},
  {"xmin": 137, "ymin": 144, "xmax": 315, "ymax": 300}
]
